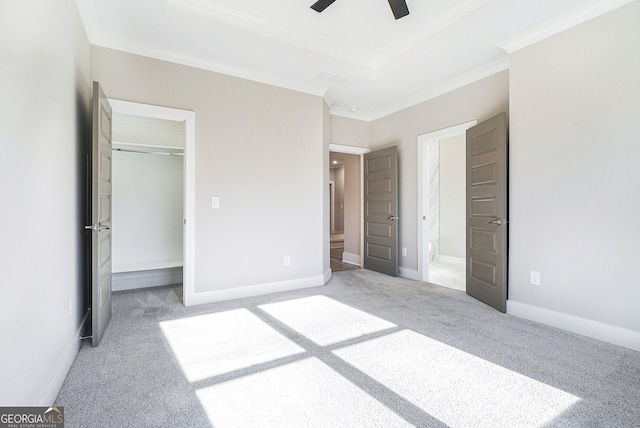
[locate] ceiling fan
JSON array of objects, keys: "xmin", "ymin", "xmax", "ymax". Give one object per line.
[{"xmin": 311, "ymin": 0, "xmax": 410, "ymax": 20}]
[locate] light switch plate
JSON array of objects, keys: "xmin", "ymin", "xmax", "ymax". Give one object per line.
[{"xmin": 211, "ymin": 196, "xmax": 220, "ymax": 208}]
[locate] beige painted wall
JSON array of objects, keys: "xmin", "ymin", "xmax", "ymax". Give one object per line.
[
  {"xmin": 329, "ymin": 168, "xmax": 337, "ymax": 231},
  {"xmin": 91, "ymin": 46, "xmax": 327, "ymax": 293},
  {"xmin": 322, "ymin": 102, "xmax": 331, "ymax": 276},
  {"xmin": 508, "ymin": 2, "xmax": 640, "ymax": 333},
  {"xmin": 343, "ymin": 153, "xmax": 361, "ymax": 258},
  {"xmin": 370, "ymin": 71, "xmax": 509, "ymax": 273},
  {"xmin": 334, "ymin": 166, "xmax": 345, "ymax": 231},
  {"xmin": 439, "ymin": 135, "xmax": 466, "ymax": 259},
  {"xmin": 330, "ymin": 115, "xmax": 371, "ymax": 148},
  {"xmin": 0, "ymin": 0, "xmax": 91, "ymax": 404}
]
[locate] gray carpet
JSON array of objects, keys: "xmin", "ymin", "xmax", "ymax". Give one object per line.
[{"xmin": 56, "ymin": 270, "xmax": 640, "ymax": 427}]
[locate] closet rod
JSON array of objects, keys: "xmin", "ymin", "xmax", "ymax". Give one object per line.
[{"xmin": 113, "ymin": 148, "xmax": 183, "ymax": 157}]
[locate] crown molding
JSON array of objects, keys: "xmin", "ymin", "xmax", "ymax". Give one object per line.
[
  {"xmin": 91, "ymin": 33, "xmax": 329, "ymax": 98},
  {"xmin": 78, "ymin": 0, "xmax": 505, "ymax": 123},
  {"xmin": 497, "ymin": 0, "xmax": 634, "ymax": 54},
  {"xmin": 330, "ymin": 56, "xmax": 509, "ymax": 122},
  {"xmin": 366, "ymin": 56, "xmax": 510, "ymax": 122},
  {"xmin": 76, "ymin": 0, "xmax": 328, "ymax": 97}
]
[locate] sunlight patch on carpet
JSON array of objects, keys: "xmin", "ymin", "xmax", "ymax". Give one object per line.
[
  {"xmin": 196, "ymin": 357, "xmax": 412, "ymax": 428},
  {"xmin": 333, "ymin": 330, "xmax": 580, "ymax": 427},
  {"xmin": 258, "ymin": 295, "xmax": 396, "ymax": 346},
  {"xmin": 160, "ymin": 309, "xmax": 304, "ymax": 382}
]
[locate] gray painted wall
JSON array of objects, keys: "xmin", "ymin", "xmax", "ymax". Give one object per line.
[
  {"xmin": 91, "ymin": 46, "xmax": 327, "ymax": 294},
  {"xmin": 0, "ymin": 0, "xmax": 90, "ymax": 405},
  {"xmin": 370, "ymin": 71, "xmax": 509, "ymax": 273},
  {"xmin": 508, "ymin": 2, "xmax": 640, "ymax": 333}
]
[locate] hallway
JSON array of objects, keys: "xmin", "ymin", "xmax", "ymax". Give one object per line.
[{"xmin": 330, "ymin": 232, "xmax": 360, "ymax": 272}]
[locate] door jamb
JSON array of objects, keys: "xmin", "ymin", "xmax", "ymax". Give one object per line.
[
  {"xmin": 108, "ymin": 99, "xmax": 195, "ymax": 306},
  {"xmin": 329, "ymin": 144, "xmax": 370, "ymax": 267},
  {"xmin": 417, "ymin": 121, "xmax": 477, "ymax": 283}
]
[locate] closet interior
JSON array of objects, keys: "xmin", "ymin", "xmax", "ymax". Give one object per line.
[{"xmin": 111, "ymin": 112, "xmax": 185, "ymax": 291}]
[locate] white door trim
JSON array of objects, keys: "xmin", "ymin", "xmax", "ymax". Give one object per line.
[
  {"xmin": 329, "ymin": 144, "xmax": 370, "ymax": 267},
  {"xmin": 108, "ymin": 99, "xmax": 195, "ymax": 306},
  {"xmin": 417, "ymin": 120, "xmax": 476, "ymax": 283},
  {"xmin": 330, "ymin": 144, "xmax": 370, "ymax": 155}
]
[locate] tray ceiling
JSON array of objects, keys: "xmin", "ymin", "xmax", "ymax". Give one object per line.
[{"xmin": 76, "ymin": 0, "xmax": 632, "ymax": 120}]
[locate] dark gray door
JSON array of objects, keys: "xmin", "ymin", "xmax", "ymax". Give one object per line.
[
  {"xmin": 466, "ymin": 113, "xmax": 508, "ymax": 312},
  {"xmin": 364, "ymin": 146, "xmax": 398, "ymax": 276},
  {"xmin": 86, "ymin": 82, "xmax": 113, "ymax": 346}
]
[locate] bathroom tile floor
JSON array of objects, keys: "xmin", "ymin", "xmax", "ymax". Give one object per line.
[{"xmin": 429, "ymin": 261, "xmax": 465, "ymax": 291}]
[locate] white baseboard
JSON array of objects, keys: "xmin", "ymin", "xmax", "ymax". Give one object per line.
[
  {"xmin": 399, "ymin": 267, "xmax": 420, "ymax": 281},
  {"xmin": 324, "ymin": 269, "xmax": 332, "ymax": 283},
  {"xmin": 185, "ymin": 274, "xmax": 327, "ymax": 306},
  {"xmin": 112, "ymin": 267, "xmax": 183, "ymax": 292},
  {"xmin": 38, "ymin": 310, "xmax": 88, "ymax": 405},
  {"xmin": 342, "ymin": 252, "xmax": 361, "ymax": 266},
  {"xmin": 438, "ymin": 255, "xmax": 465, "ymax": 266},
  {"xmin": 507, "ymin": 300, "xmax": 640, "ymax": 353}
]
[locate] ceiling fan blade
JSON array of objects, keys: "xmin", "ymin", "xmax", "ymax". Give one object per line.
[
  {"xmin": 311, "ymin": 0, "xmax": 337, "ymax": 13},
  {"xmin": 388, "ymin": 0, "xmax": 409, "ymax": 20}
]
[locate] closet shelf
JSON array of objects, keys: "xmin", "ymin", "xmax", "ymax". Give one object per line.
[
  {"xmin": 113, "ymin": 261, "xmax": 183, "ymax": 274},
  {"xmin": 113, "ymin": 141, "xmax": 184, "ymax": 155}
]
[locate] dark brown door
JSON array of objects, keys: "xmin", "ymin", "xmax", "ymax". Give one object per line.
[
  {"xmin": 364, "ymin": 146, "xmax": 398, "ymax": 276},
  {"xmin": 466, "ymin": 113, "xmax": 508, "ymax": 312}
]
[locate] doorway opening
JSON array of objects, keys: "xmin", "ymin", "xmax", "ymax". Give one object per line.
[
  {"xmin": 328, "ymin": 144, "xmax": 369, "ymax": 272},
  {"xmin": 108, "ymin": 100, "xmax": 195, "ymax": 305},
  {"xmin": 418, "ymin": 121, "xmax": 477, "ymax": 290}
]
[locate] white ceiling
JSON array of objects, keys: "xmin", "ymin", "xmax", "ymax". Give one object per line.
[{"xmin": 76, "ymin": 0, "xmax": 632, "ymax": 120}]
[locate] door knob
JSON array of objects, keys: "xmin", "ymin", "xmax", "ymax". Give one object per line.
[
  {"xmin": 389, "ymin": 216, "xmax": 398, "ymax": 220},
  {"xmin": 488, "ymin": 219, "xmax": 507, "ymax": 225},
  {"xmin": 84, "ymin": 223, "xmax": 110, "ymax": 232}
]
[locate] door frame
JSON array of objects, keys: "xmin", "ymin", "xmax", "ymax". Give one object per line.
[
  {"xmin": 329, "ymin": 144, "xmax": 370, "ymax": 267},
  {"xmin": 108, "ymin": 99, "xmax": 195, "ymax": 305},
  {"xmin": 417, "ymin": 120, "xmax": 477, "ymax": 283}
]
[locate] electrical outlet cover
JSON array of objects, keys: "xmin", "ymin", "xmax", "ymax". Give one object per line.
[{"xmin": 530, "ymin": 271, "xmax": 541, "ymax": 286}]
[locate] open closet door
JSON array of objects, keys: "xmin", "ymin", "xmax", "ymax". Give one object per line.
[
  {"xmin": 466, "ymin": 113, "xmax": 508, "ymax": 312},
  {"xmin": 364, "ymin": 146, "xmax": 398, "ymax": 276},
  {"xmin": 85, "ymin": 82, "xmax": 113, "ymax": 346}
]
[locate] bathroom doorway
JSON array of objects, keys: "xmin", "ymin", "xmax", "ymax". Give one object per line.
[{"xmin": 417, "ymin": 121, "xmax": 477, "ymax": 290}]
